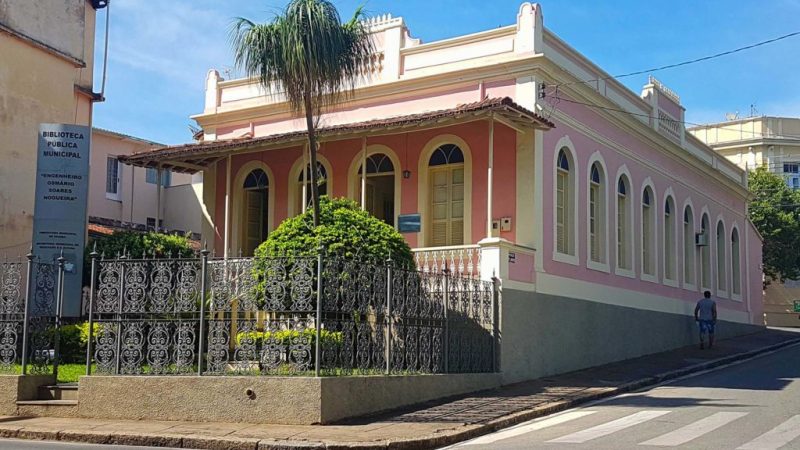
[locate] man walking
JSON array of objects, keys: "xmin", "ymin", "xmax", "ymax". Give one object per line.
[{"xmin": 694, "ymin": 291, "xmax": 717, "ymax": 349}]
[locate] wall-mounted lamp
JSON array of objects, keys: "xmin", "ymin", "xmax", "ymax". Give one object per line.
[{"xmin": 403, "ymin": 169, "xmax": 411, "ymax": 179}]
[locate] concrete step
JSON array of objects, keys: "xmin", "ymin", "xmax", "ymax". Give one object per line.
[
  {"xmin": 16, "ymin": 400, "xmax": 80, "ymax": 418},
  {"xmin": 37, "ymin": 384, "xmax": 79, "ymax": 401}
]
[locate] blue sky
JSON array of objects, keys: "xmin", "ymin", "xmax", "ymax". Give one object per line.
[{"xmin": 92, "ymin": 0, "xmax": 800, "ymax": 145}]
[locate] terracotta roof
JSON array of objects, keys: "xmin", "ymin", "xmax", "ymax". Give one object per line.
[{"xmin": 119, "ymin": 97, "xmax": 554, "ymax": 173}]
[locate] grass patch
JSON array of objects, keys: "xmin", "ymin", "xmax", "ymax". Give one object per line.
[{"xmin": 0, "ymin": 364, "xmax": 90, "ymax": 383}]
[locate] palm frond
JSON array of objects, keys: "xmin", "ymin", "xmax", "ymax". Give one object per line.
[{"xmin": 229, "ymin": 0, "xmax": 375, "ymax": 115}]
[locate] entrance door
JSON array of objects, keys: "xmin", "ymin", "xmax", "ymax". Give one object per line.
[
  {"xmin": 429, "ymin": 166, "xmax": 464, "ymax": 246},
  {"xmin": 244, "ymin": 189, "xmax": 267, "ymax": 255},
  {"xmin": 241, "ymin": 168, "xmax": 269, "ymax": 256}
]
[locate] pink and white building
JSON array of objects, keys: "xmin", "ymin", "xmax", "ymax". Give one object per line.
[{"xmin": 122, "ymin": 3, "xmax": 763, "ymax": 382}]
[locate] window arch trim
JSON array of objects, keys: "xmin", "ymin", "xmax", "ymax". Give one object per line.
[
  {"xmin": 614, "ymin": 165, "xmax": 634, "ymax": 277},
  {"xmin": 552, "ymin": 136, "xmax": 579, "ymax": 265},
  {"xmin": 586, "ymin": 152, "xmax": 609, "ymax": 271},
  {"xmin": 231, "ymin": 160, "xmax": 276, "ymax": 256},
  {"xmin": 715, "ymin": 216, "xmax": 728, "ymax": 297},
  {"xmin": 346, "ymin": 144, "xmax": 402, "ymax": 227},
  {"xmin": 640, "ymin": 179, "xmax": 658, "ymax": 282},
  {"xmin": 662, "ymin": 188, "xmax": 679, "ymax": 287},
  {"xmin": 417, "ymin": 134, "xmax": 473, "ymax": 247},
  {"xmin": 682, "ymin": 199, "xmax": 697, "ymax": 290},
  {"xmin": 288, "ymin": 152, "xmax": 334, "ymax": 217}
]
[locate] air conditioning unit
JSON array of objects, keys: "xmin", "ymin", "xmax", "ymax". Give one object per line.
[{"xmin": 695, "ymin": 232, "xmax": 709, "ymax": 247}]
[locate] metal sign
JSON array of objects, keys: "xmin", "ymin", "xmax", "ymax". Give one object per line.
[
  {"xmin": 397, "ymin": 214, "xmax": 421, "ymax": 233},
  {"xmin": 32, "ymin": 124, "xmax": 91, "ymax": 317},
  {"xmin": 794, "ymin": 300, "xmax": 800, "ymax": 313}
]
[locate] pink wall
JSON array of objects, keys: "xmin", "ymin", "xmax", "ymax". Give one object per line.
[
  {"xmin": 657, "ymin": 93, "xmax": 683, "ymax": 120},
  {"xmin": 541, "ymin": 93, "xmax": 757, "ymax": 318},
  {"xmin": 214, "ymin": 121, "xmax": 518, "ymax": 251}
]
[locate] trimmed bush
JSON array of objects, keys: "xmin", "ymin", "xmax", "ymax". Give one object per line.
[
  {"xmin": 84, "ymin": 231, "xmax": 195, "ymax": 285},
  {"xmin": 254, "ymin": 197, "xmax": 414, "ymax": 267}
]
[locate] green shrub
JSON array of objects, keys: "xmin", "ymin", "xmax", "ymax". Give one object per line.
[
  {"xmin": 235, "ymin": 328, "xmax": 342, "ymax": 347},
  {"xmin": 51, "ymin": 322, "xmax": 100, "ymax": 364},
  {"xmin": 84, "ymin": 231, "xmax": 195, "ymax": 285},
  {"xmin": 254, "ymin": 197, "xmax": 414, "ymax": 267}
]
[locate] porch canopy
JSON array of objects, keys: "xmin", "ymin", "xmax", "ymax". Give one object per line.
[{"xmin": 118, "ymin": 97, "xmax": 554, "ymax": 173}]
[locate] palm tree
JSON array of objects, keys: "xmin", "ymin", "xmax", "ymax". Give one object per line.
[{"xmin": 230, "ymin": 0, "xmax": 374, "ymax": 227}]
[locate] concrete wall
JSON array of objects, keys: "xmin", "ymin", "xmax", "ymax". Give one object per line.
[
  {"xmin": 77, "ymin": 373, "xmax": 502, "ymax": 425},
  {"xmin": 0, "ymin": 375, "xmax": 54, "ymax": 415},
  {"xmin": 0, "ymin": 0, "xmax": 95, "ymax": 255},
  {"xmin": 320, "ymin": 373, "xmax": 502, "ymax": 423},
  {"xmin": 499, "ymin": 288, "xmax": 763, "ymax": 384},
  {"xmin": 163, "ymin": 176, "xmax": 203, "ymax": 235}
]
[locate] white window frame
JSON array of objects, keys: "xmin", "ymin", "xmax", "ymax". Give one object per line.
[
  {"xmin": 614, "ymin": 167, "xmax": 635, "ymax": 278},
  {"xmin": 586, "ymin": 153, "xmax": 609, "ymax": 272},
  {"xmin": 715, "ymin": 218, "xmax": 728, "ymax": 298},
  {"xmin": 640, "ymin": 181, "xmax": 658, "ymax": 283},
  {"xmin": 700, "ymin": 210, "xmax": 712, "ymax": 291},
  {"xmin": 662, "ymin": 191, "xmax": 679, "ymax": 287},
  {"xmin": 105, "ymin": 156, "xmax": 122, "ymax": 201},
  {"xmin": 682, "ymin": 201, "xmax": 697, "ymax": 291},
  {"xmin": 552, "ymin": 138, "xmax": 579, "ymax": 265},
  {"xmin": 730, "ymin": 225, "xmax": 742, "ymax": 300}
]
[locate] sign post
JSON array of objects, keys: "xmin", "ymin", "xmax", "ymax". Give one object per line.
[{"xmin": 32, "ymin": 124, "xmax": 91, "ymax": 317}]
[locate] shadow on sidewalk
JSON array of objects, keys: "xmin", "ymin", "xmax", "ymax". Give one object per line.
[{"xmin": 340, "ymin": 328, "xmax": 800, "ymax": 426}]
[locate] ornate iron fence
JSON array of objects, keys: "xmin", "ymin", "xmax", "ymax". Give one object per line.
[
  {"xmin": 0, "ymin": 253, "xmax": 65, "ymax": 376},
  {"xmin": 85, "ymin": 251, "xmax": 499, "ymax": 377}
]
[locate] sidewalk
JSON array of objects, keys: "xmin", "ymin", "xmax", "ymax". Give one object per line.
[{"xmin": 1, "ymin": 328, "xmax": 798, "ymax": 450}]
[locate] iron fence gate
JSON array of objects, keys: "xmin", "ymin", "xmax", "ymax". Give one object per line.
[{"xmin": 85, "ymin": 250, "xmax": 499, "ymax": 376}]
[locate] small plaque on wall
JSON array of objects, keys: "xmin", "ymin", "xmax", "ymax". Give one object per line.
[{"xmin": 397, "ymin": 214, "xmax": 421, "ymax": 233}]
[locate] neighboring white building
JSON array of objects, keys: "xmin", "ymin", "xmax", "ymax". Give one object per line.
[
  {"xmin": 690, "ymin": 116, "xmax": 800, "ymax": 327},
  {"xmin": 90, "ymin": 128, "xmax": 203, "ymax": 239},
  {"xmin": 688, "ymin": 116, "xmax": 800, "ymax": 186}
]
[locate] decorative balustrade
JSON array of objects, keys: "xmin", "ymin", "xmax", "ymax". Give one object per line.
[{"xmin": 413, "ymin": 245, "xmax": 482, "ymax": 278}]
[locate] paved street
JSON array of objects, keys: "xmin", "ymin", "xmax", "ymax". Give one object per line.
[{"xmin": 453, "ymin": 341, "xmax": 800, "ymax": 450}]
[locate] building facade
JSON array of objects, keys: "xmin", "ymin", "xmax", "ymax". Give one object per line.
[
  {"xmin": 0, "ymin": 0, "xmax": 101, "ymax": 255},
  {"xmin": 122, "ymin": 3, "xmax": 764, "ymax": 382},
  {"xmin": 690, "ymin": 116, "xmax": 800, "ymax": 327},
  {"xmin": 90, "ymin": 128, "xmax": 202, "ymax": 239}
]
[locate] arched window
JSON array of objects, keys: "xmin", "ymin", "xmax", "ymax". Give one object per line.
[
  {"xmin": 616, "ymin": 175, "xmax": 632, "ymax": 270},
  {"xmin": 642, "ymin": 186, "xmax": 655, "ymax": 276},
  {"xmin": 664, "ymin": 196, "xmax": 676, "ymax": 281},
  {"xmin": 731, "ymin": 228, "xmax": 741, "ymax": 296},
  {"xmin": 589, "ymin": 163, "xmax": 606, "ymax": 263},
  {"xmin": 716, "ymin": 221, "xmax": 727, "ymax": 293},
  {"xmin": 429, "ymin": 144, "xmax": 464, "ymax": 246},
  {"xmin": 357, "ymin": 153, "xmax": 395, "ymax": 225},
  {"xmin": 297, "ymin": 162, "xmax": 328, "ymax": 214},
  {"xmin": 700, "ymin": 213, "xmax": 711, "ymax": 289},
  {"xmin": 556, "ymin": 149, "xmax": 574, "ymax": 255},
  {"xmin": 242, "ymin": 169, "xmax": 269, "ymax": 255},
  {"xmin": 684, "ymin": 205, "xmax": 695, "ymax": 285}
]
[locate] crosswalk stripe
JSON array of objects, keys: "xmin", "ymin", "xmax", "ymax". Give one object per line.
[
  {"xmin": 737, "ymin": 415, "xmax": 800, "ymax": 450},
  {"xmin": 546, "ymin": 410, "xmax": 671, "ymax": 444},
  {"xmin": 462, "ymin": 411, "xmax": 597, "ymax": 445},
  {"xmin": 639, "ymin": 411, "xmax": 748, "ymax": 446}
]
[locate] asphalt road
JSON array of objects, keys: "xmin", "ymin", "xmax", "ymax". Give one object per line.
[{"xmin": 452, "ymin": 341, "xmax": 800, "ymax": 450}]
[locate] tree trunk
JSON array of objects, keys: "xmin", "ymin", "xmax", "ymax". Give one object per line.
[{"xmin": 303, "ymin": 92, "xmax": 321, "ymax": 227}]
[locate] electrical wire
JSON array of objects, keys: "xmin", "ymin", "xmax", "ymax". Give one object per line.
[{"xmin": 549, "ymin": 30, "xmax": 800, "ymax": 89}]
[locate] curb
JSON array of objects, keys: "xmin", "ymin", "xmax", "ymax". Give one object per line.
[{"xmin": 3, "ymin": 336, "xmax": 799, "ymax": 450}]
